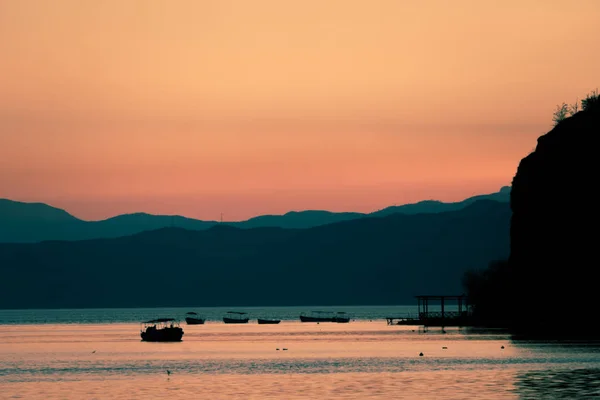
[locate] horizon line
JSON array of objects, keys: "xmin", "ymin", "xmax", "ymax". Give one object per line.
[{"xmin": 0, "ymin": 185, "xmax": 510, "ymax": 223}]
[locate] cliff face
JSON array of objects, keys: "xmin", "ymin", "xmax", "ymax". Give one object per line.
[{"xmin": 509, "ymin": 109, "xmax": 598, "ymax": 335}]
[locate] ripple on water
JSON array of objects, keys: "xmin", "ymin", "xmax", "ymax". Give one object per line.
[{"xmin": 1, "ymin": 321, "xmax": 600, "ymax": 399}]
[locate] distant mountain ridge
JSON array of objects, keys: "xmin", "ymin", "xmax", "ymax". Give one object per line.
[
  {"xmin": 0, "ymin": 186, "xmax": 510, "ymax": 243},
  {"xmin": 0, "ymin": 199, "xmax": 511, "ymax": 309},
  {"xmin": 370, "ymin": 186, "xmax": 511, "ymax": 217},
  {"xmin": 0, "ymin": 199, "xmax": 80, "ymax": 223}
]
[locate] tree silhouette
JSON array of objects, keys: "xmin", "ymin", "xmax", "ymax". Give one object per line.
[{"xmin": 552, "ymin": 103, "xmax": 569, "ymax": 126}]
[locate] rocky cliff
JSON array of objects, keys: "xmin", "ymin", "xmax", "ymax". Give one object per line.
[{"xmin": 509, "ymin": 106, "xmax": 598, "ymax": 336}]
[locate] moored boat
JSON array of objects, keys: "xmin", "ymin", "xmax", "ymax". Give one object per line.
[
  {"xmin": 333, "ymin": 312, "xmax": 350, "ymax": 323},
  {"xmin": 223, "ymin": 311, "xmax": 249, "ymax": 324},
  {"xmin": 299, "ymin": 311, "xmax": 335, "ymax": 322},
  {"xmin": 140, "ymin": 318, "xmax": 184, "ymax": 342},
  {"xmin": 185, "ymin": 312, "xmax": 205, "ymax": 325},
  {"xmin": 257, "ymin": 318, "xmax": 281, "ymax": 324}
]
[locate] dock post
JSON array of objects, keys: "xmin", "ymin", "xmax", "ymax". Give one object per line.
[{"xmin": 441, "ymin": 296, "xmax": 445, "ymax": 324}]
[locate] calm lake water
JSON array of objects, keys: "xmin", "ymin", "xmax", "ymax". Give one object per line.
[{"xmin": 1, "ymin": 306, "xmax": 599, "ymax": 399}]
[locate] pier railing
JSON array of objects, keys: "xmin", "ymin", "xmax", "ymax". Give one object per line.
[
  {"xmin": 419, "ymin": 311, "xmax": 469, "ymax": 320},
  {"xmin": 386, "ymin": 310, "xmax": 473, "ymax": 326}
]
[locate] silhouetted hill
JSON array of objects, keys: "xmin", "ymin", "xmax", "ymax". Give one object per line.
[
  {"xmin": 0, "ymin": 204, "xmax": 219, "ymax": 243},
  {"xmin": 371, "ymin": 186, "xmax": 510, "ymax": 217},
  {"xmin": 509, "ymin": 106, "xmax": 598, "ymax": 336},
  {"xmin": 0, "ymin": 199, "xmax": 79, "ymax": 223},
  {"xmin": 232, "ymin": 210, "xmax": 364, "ymax": 229},
  {"xmin": 0, "ymin": 200, "xmax": 510, "ymax": 309},
  {"xmin": 0, "ymin": 199, "xmax": 86, "ymax": 243},
  {"xmin": 464, "ymin": 99, "xmax": 599, "ymax": 338},
  {"xmin": 87, "ymin": 213, "xmax": 217, "ymax": 239},
  {"xmin": 0, "ymin": 187, "xmax": 510, "ymax": 243}
]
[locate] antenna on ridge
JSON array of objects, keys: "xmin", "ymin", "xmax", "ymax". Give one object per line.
[{"xmin": 220, "ymin": 213, "xmax": 223, "ymax": 223}]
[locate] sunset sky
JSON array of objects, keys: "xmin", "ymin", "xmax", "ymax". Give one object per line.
[{"xmin": 1, "ymin": 0, "xmax": 599, "ymax": 221}]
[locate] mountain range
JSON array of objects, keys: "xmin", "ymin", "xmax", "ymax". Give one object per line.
[
  {"xmin": 0, "ymin": 199, "xmax": 511, "ymax": 309},
  {"xmin": 0, "ymin": 186, "xmax": 510, "ymax": 243}
]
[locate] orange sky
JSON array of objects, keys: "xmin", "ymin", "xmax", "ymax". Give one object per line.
[{"xmin": 1, "ymin": 0, "xmax": 599, "ymax": 221}]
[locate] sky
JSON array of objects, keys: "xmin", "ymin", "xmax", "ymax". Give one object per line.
[{"xmin": 1, "ymin": 0, "xmax": 599, "ymax": 221}]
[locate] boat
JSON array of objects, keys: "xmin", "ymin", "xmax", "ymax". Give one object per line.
[
  {"xmin": 257, "ymin": 318, "xmax": 281, "ymax": 324},
  {"xmin": 140, "ymin": 318, "xmax": 184, "ymax": 342},
  {"xmin": 223, "ymin": 311, "xmax": 249, "ymax": 324},
  {"xmin": 333, "ymin": 312, "xmax": 350, "ymax": 323},
  {"xmin": 185, "ymin": 312, "xmax": 205, "ymax": 325},
  {"xmin": 299, "ymin": 311, "xmax": 335, "ymax": 322}
]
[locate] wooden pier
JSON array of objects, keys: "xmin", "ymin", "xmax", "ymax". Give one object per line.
[{"xmin": 386, "ymin": 295, "xmax": 472, "ymax": 327}]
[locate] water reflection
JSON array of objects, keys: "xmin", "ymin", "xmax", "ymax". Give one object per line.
[
  {"xmin": 2, "ymin": 321, "xmax": 600, "ymax": 399},
  {"xmin": 514, "ymin": 368, "xmax": 600, "ymax": 399}
]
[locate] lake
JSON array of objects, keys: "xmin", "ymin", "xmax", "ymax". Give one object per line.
[{"xmin": 1, "ymin": 306, "xmax": 599, "ymax": 399}]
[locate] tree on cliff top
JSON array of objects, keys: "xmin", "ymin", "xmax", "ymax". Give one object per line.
[
  {"xmin": 581, "ymin": 88, "xmax": 599, "ymax": 112},
  {"xmin": 552, "ymin": 88, "xmax": 599, "ymax": 125}
]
